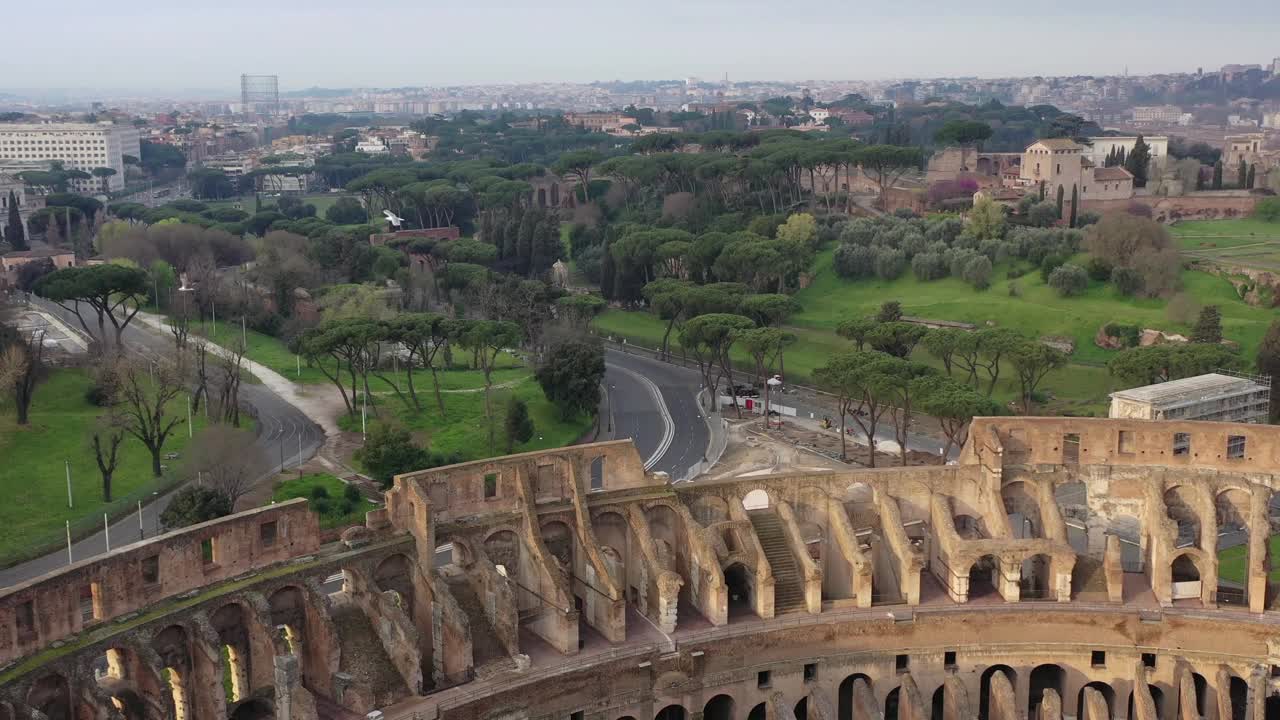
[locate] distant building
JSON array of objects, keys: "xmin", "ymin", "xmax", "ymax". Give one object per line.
[
  {"xmin": 0, "ymin": 173, "xmax": 43, "ymax": 238},
  {"xmin": 240, "ymin": 74, "xmax": 280, "ymax": 117},
  {"xmin": 0, "ymin": 122, "xmax": 140, "ymax": 192},
  {"xmin": 1018, "ymin": 138, "xmax": 1135, "ymax": 207},
  {"xmin": 355, "ymin": 139, "xmax": 389, "ymax": 154},
  {"xmin": 1083, "ymin": 136, "xmax": 1168, "ymax": 172},
  {"xmin": 1130, "ymin": 106, "xmax": 1184, "ymax": 125},
  {"xmin": 1223, "ymin": 133, "xmax": 1267, "ymax": 169},
  {"xmin": 1109, "ymin": 373, "xmax": 1271, "ymax": 424},
  {"xmin": 562, "ymin": 112, "xmax": 636, "ymax": 133}
]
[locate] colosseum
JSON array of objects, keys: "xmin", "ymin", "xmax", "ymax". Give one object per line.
[{"xmin": 3, "ymin": 417, "xmax": 1280, "ymax": 720}]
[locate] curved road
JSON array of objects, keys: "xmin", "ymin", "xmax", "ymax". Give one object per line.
[
  {"xmin": 0, "ymin": 298, "xmax": 324, "ymax": 587},
  {"xmin": 604, "ymin": 349, "xmax": 709, "ymax": 480}
]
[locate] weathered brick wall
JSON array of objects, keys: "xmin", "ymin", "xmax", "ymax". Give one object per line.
[{"xmin": 0, "ymin": 500, "xmax": 319, "ymax": 666}]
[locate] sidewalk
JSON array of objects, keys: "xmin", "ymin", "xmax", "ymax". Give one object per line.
[{"xmin": 134, "ymin": 311, "xmax": 344, "ymax": 436}]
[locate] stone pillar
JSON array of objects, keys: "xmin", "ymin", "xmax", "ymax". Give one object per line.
[
  {"xmin": 997, "ymin": 557, "xmax": 1021, "ymax": 603},
  {"xmin": 943, "ymin": 676, "xmax": 971, "ymax": 720},
  {"xmin": 1105, "ymin": 535, "xmax": 1125, "ymax": 603},
  {"xmin": 1248, "ymin": 488, "xmax": 1269, "ymax": 614},
  {"xmin": 1039, "ymin": 688, "xmax": 1063, "ymax": 720},
  {"xmin": 275, "ymin": 654, "xmax": 319, "ymax": 720}
]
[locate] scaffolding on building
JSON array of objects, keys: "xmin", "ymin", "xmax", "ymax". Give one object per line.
[{"xmin": 240, "ymin": 74, "xmax": 280, "ymax": 117}]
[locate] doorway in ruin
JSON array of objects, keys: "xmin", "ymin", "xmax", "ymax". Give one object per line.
[
  {"xmin": 1020, "ymin": 554, "xmax": 1052, "ymax": 600},
  {"xmin": 724, "ymin": 563, "xmax": 754, "ymax": 617},
  {"xmin": 229, "ymin": 699, "xmax": 274, "ymax": 720},
  {"xmin": 655, "ymin": 705, "xmax": 687, "ymax": 720},
  {"xmin": 748, "ymin": 703, "xmax": 767, "ymax": 720},
  {"xmin": 978, "ymin": 666, "xmax": 1016, "ymax": 720},
  {"xmin": 1216, "ymin": 488, "xmax": 1252, "ymax": 607},
  {"xmin": 930, "ymin": 686, "xmax": 945, "ymax": 720},
  {"xmin": 1028, "ymin": 664, "xmax": 1065, "ymax": 718},
  {"xmin": 1078, "ymin": 682, "xmax": 1115, "ymax": 720},
  {"xmin": 885, "ymin": 687, "xmax": 901, "ymax": 720},
  {"xmin": 1229, "ymin": 675, "xmax": 1248, "ymax": 720},
  {"xmin": 704, "ymin": 695, "xmax": 735, "ymax": 720},
  {"xmin": 795, "ymin": 697, "xmax": 808, "ymax": 720},
  {"xmin": 838, "ymin": 674, "xmax": 874, "ymax": 720},
  {"xmin": 969, "ymin": 555, "xmax": 1000, "ymax": 600},
  {"xmin": 1171, "ymin": 554, "xmax": 1202, "ymax": 601}
]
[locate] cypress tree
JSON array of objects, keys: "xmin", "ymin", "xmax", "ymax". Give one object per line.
[
  {"xmin": 600, "ymin": 238, "xmax": 617, "ymax": 300},
  {"xmin": 502, "ymin": 212, "xmax": 521, "ymax": 261},
  {"xmin": 1191, "ymin": 305, "xmax": 1223, "ymax": 344},
  {"xmin": 1056, "ymin": 185, "xmax": 1065, "ymax": 218},
  {"xmin": 1069, "ymin": 184, "xmax": 1079, "ymax": 228},
  {"xmin": 1238, "ymin": 160, "xmax": 1248, "ymax": 189},
  {"xmin": 1212, "ymin": 161, "xmax": 1224, "ymax": 190},
  {"xmin": 516, "ymin": 208, "xmax": 539, "ymax": 275},
  {"xmin": 1124, "ymin": 136, "xmax": 1150, "ymax": 188},
  {"xmin": 5, "ymin": 191, "xmax": 27, "ymax": 251},
  {"xmin": 1247, "ymin": 164, "xmax": 1256, "ymax": 189}
]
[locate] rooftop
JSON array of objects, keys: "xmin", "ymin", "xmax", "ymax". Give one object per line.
[
  {"xmin": 1109, "ymin": 372, "xmax": 1268, "ymax": 408},
  {"xmin": 1030, "ymin": 138, "xmax": 1081, "ymax": 151},
  {"xmin": 1092, "ymin": 166, "xmax": 1133, "ymax": 181}
]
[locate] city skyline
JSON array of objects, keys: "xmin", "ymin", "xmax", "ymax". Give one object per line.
[{"xmin": 8, "ymin": 0, "xmax": 1280, "ymax": 92}]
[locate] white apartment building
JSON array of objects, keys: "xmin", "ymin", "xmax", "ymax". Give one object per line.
[
  {"xmin": 0, "ymin": 123, "xmax": 140, "ymax": 193},
  {"xmin": 1130, "ymin": 106, "xmax": 1184, "ymax": 125},
  {"xmin": 1084, "ymin": 135, "xmax": 1169, "ymax": 172}
]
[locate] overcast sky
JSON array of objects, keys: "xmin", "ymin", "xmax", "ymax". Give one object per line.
[{"xmin": 9, "ymin": 0, "xmax": 1280, "ymax": 92}]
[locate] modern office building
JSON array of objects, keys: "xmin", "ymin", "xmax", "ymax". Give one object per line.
[
  {"xmin": 0, "ymin": 123, "xmax": 140, "ymax": 193},
  {"xmin": 1109, "ymin": 372, "xmax": 1271, "ymax": 424},
  {"xmin": 240, "ymin": 74, "xmax": 280, "ymax": 117}
]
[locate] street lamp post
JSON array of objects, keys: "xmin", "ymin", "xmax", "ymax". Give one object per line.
[{"xmin": 765, "ymin": 375, "xmax": 782, "ymax": 430}]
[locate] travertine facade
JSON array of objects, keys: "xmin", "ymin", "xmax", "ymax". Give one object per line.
[{"xmin": 6, "ymin": 421, "xmax": 1280, "ymax": 720}]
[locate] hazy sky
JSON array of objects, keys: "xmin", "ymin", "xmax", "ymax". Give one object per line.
[{"xmin": 9, "ymin": 0, "xmax": 1280, "ymax": 92}]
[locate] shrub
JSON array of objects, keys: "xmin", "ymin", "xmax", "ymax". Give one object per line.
[
  {"xmin": 911, "ymin": 252, "xmax": 949, "ymax": 281},
  {"xmin": 310, "ymin": 485, "xmax": 330, "ymax": 500},
  {"xmin": 893, "ymin": 208, "xmax": 918, "ymax": 219},
  {"xmin": 1086, "ymin": 257, "xmax": 1114, "ymax": 282},
  {"xmin": 1076, "ymin": 211, "xmax": 1101, "ymax": 227},
  {"xmin": 343, "ymin": 483, "xmax": 362, "ymax": 503},
  {"xmin": 1255, "ymin": 197, "xmax": 1280, "ymax": 222},
  {"xmin": 873, "ymin": 247, "xmax": 906, "ymax": 280},
  {"xmin": 1008, "ymin": 281, "xmax": 1022, "ymax": 297},
  {"xmin": 312, "ymin": 497, "xmax": 332, "ymax": 516},
  {"xmin": 876, "ymin": 301, "xmax": 904, "ymax": 323},
  {"xmin": 1048, "ymin": 263, "xmax": 1089, "ymax": 297},
  {"xmin": 833, "ymin": 244, "xmax": 875, "ymax": 279},
  {"xmin": 1039, "ymin": 253, "xmax": 1068, "ymax": 282},
  {"xmin": 961, "ymin": 255, "xmax": 993, "ymax": 290},
  {"xmin": 1110, "ymin": 266, "xmax": 1143, "ymax": 297},
  {"xmin": 1027, "ymin": 202, "xmax": 1060, "ymax": 227},
  {"xmin": 1103, "ymin": 323, "xmax": 1141, "ymax": 348}
]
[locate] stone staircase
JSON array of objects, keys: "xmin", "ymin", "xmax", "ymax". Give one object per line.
[
  {"xmin": 443, "ymin": 574, "xmax": 511, "ymax": 669},
  {"xmin": 748, "ymin": 510, "xmax": 806, "ymax": 614}
]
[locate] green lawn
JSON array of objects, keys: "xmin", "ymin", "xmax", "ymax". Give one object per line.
[
  {"xmin": 1171, "ymin": 219, "xmax": 1280, "ymax": 250},
  {"xmin": 339, "ymin": 375, "xmax": 594, "ymax": 462},
  {"xmin": 1218, "ymin": 534, "xmax": 1280, "ymax": 584},
  {"xmin": 0, "ymin": 369, "xmax": 212, "ymax": 566},
  {"xmin": 202, "ymin": 193, "xmax": 356, "ymax": 218},
  {"xmin": 593, "ymin": 241, "xmax": 1280, "ymax": 415},
  {"xmin": 272, "ymin": 473, "xmax": 374, "ymax": 529}
]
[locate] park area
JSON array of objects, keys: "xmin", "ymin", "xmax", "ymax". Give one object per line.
[
  {"xmin": 593, "ymin": 217, "xmax": 1280, "ymax": 416},
  {"xmin": 272, "ymin": 473, "xmax": 374, "ymax": 529},
  {"xmin": 1174, "ymin": 219, "xmax": 1280, "ymax": 273},
  {"xmin": 0, "ymin": 369, "xmax": 212, "ymax": 566}
]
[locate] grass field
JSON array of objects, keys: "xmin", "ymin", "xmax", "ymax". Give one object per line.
[
  {"xmin": 191, "ymin": 320, "xmax": 529, "ymax": 391},
  {"xmin": 593, "ymin": 230, "xmax": 1280, "ymax": 415},
  {"xmin": 1171, "ymin": 219, "xmax": 1280, "ymax": 250},
  {"xmin": 0, "ymin": 369, "xmax": 211, "ymax": 565},
  {"xmin": 202, "ymin": 193, "xmax": 357, "ymax": 219},
  {"xmin": 339, "ymin": 374, "xmax": 593, "ymax": 462},
  {"xmin": 1217, "ymin": 534, "xmax": 1280, "ymax": 584},
  {"xmin": 272, "ymin": 473, "xmax": 373, "ymax": 529}
]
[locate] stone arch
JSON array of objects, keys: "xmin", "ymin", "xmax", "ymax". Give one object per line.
[
  {"xmin": 1164, "ymin": 486, "xmax": 1202, "ymax": 549},
  {"xmin": 540, "ymin": 519, "xmax": 575, "ymax": 573},
  {"xmin": 954, "ymin": 514, "xmax": 983, "ymax": 539},
  {"xmin": 229, "ymin": 698, "xmax": 274, "ymax": 720},
  {"xmin": 748, "ymin": 704, "xmax": 767, "ymax": 720},
  {"xmin": 690, "ymin": 496, "xmax": 730, "ymax": 526},
  {"xmin": 1028, "ymin": 663, "xmax": 1066, "ymax": 717},
  {"xmin": 27, "ymin": 673, "xmax": 72, "ymax": 720},
  {"xmin": 885, "ymin": 686, "xmax": 901, "ymax": 720},
  {"xmin": 931, "ymin": 685, "xmax": 945, "ymax": 720},
  {"xmin": 1228, "ymin": 675, "xmax": 1248, "ymax": 720},
  {"xmin": 1002, "ymin": 480, "xmax": 1043, "ymax": 538},
  {"xmin": 1078, "ymin": 681, "xmax": 1115, "ymax": 720},
  {"xmin": 1054, "ymin": 480, "xmax": 1089, "ymax": 552},
  {"xmin": 795, "ymin": 696, "xmax": 808, "ymax": 720},
  {"xmin": 94, "ymin": 643, "xmax": 167, "ymax": 720},
  {"xmin": 374, "ymin": 552, "xmax": 416, "ymax": 607},
  {"xmin": 845, "ymin": 482, "xmax": 876, "ymax": 531},
  {"xmin": 483, "ymin": 529, "xmax": 522, "ymax": 575},
  {"xmin": 1189, "ymin": 672, "xmax": 1209, "ymax": 718},
  {"xmin": 705, "ymin": 694, "xmax": 735, "ymax": 720},
  {"xmin": 839, "ymin": 673, "xmax": 874, "ymax": 720},
  {"xmin": 742, "ymin": 489, "xmax": 770, "ymax": 510},
  {"xmin": 267, "ymin": 585, "xmax": 309, "ymax": 661},
  {"xmin": 656, "ymin": 705, "xmax": 687, "ymax": 720},
  {"xmin": 1172, "ymin": 552, "xmax": 1202, "ymax": 582},
  {"xmin": 646, "ymin": 503, "xmax": 682, "ymax": 563},
  {"xmin": 969, "ymin": 554, "xmax": 1000, "ymax": 601},
  {"xmin": 1020, "ymin": 553, "xmax": 1053, "ymax": 600},
  {"xmin": 1128, "ymin": 685, "xmax": 1165, "ymax": 720},
  {"xmin": 1216, "ymin": 488, "xmax": 1252, "ymax": 606},
  {"xmin": 1266, "ymin": 696, "xmax": 1280, "ymax": 720},
  {"xmin": 592, "ymin": 511, "xmax": 629, "ymax": 589},
  {"xmin": 979, "ymin": 665, "xmax": 1016, "ymax": 720},
  {"xmin": 150, "ymin": 624, "xmax": 193, "ymax": 720},
  {"xmin": 208, "ymin": 602, "xmax": 263, "ymax": 703}
]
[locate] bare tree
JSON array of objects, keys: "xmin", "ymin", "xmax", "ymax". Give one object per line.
[
  {"xmin": 117, "ymin": 357, "xmax": 186, "ymax": 477},
  {"xmin": 0, "ymin": 321, "xmax": 45, "ymax": 425},
  {"xmin": 181, "ymin": 425, "xmax": 267, "ymax": 509},
  {"xmin": 169, "ymin": 292, "xmax": 192, "ymax": 350},
  {"xmin": 91, "ymin": 408, "xmax": 126, "ymax": 502},
  {"xmin": 214, "ymin": 340, "xmax": 247, "ymax": 427},
  {"xmin": 190, "ymin": 337, "xmax": 211, "ymax": 414}
]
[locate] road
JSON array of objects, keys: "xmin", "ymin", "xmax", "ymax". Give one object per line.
[
  {"xmin": 0, "ymin": 298, "xmax": 325, "ymax": 587},
  {"xmin": 604, "ymin": 350, "xmax": 709, "ymax": 480}
]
